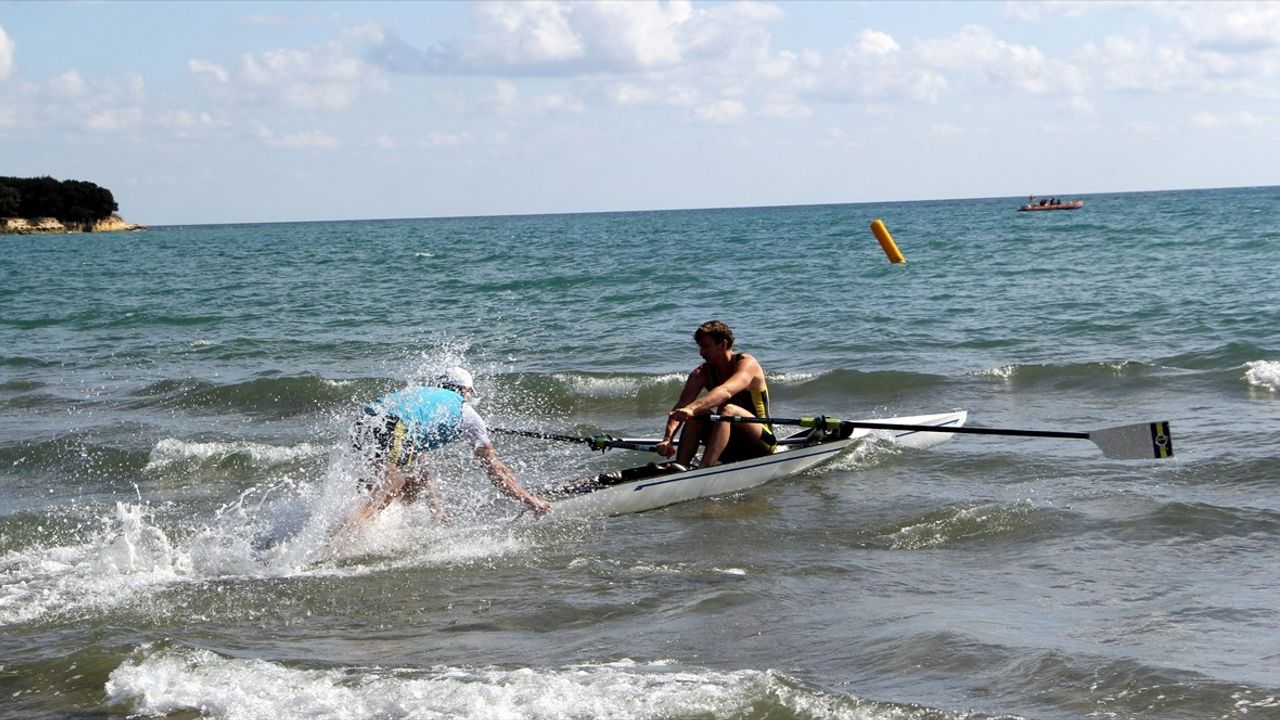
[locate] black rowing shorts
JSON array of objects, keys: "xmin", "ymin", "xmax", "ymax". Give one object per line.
[{"xmin": 351, "ymin": 409, "xmax": 417, "ymax": 469}]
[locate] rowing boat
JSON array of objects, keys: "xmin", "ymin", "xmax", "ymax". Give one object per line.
[
  {"xmin": 535, "ymin": 410, "xmax": 967, "ymax": 517},
  {"xmin": 1018, "ymin": 199, "xmax": 1084, "ymax": 211}
]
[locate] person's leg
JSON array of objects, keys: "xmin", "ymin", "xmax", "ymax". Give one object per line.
[
  {"xmin": 675, "ymin": 415, "xmax": 707, "ymax": 467},
  {"xmin": 702, "ymin": 404, "xmax": 765, "ymax": 466}
]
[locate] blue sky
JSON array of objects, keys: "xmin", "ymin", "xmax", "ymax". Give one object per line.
[{"xmin": 2, "ymin": 1, "xmax": 1278, "ymax": 225}]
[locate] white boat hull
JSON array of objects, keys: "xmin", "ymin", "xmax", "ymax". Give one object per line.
[{"xmin": 539, "ymin": 410, "xmax": 967, "ymax": 518}]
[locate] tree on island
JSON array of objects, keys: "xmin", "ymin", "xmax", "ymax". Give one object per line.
[
  {"xmin": 0, "ymin": 185, "xmax": 19, "ymax": 217},
  {"xmin": 0, "ymin": 176, "xmax": 119, "ymax": 227}
]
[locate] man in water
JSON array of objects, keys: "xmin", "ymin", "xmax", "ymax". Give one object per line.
[
  {"xmin": 654, "ymin": 320, "xmax": 777, "ymax": 468},
  {"xmin": 342, "ymin": 367, "xmax": 550, "ymax": 531}
]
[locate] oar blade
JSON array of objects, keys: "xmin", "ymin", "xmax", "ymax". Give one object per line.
[{"xmin": 1089, "ymin": 421, "xmax": 1174, "ymax": 459}]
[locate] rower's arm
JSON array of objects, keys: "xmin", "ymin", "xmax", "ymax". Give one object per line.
[
  {"xmin": 475, "ymin": 444, "xmax": 550, "ymax": 516},
  {"xmin": 402, "ymin": 464, "xmax": 448, "ymax": 521},
  {"xmin": 663, "ymin": 370, "xmax": 705, "ymax": 440},
  {"xmin": 684, "ymin": 355, "xmax": 759, "ymax": 415}
]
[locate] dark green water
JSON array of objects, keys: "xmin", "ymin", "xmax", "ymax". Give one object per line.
[{"xmin": 2, "ymin": 188, "xmax": 1278, "ymax": 718}]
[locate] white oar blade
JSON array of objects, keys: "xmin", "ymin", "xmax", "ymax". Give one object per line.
[{"xmin": 1088, "ymin": 421, "xmax": 1174, "ymax": 459}]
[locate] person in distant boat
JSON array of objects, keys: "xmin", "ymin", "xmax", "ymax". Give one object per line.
[
  {"xmin": 654, "ymin": 320, "xmax": 777, "ymax": 468},
  {"xmin": 340, "ymin": 367, "xmax": 550, "ymax": 532}
]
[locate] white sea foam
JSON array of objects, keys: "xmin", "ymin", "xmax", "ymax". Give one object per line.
[
  {"xmin": 1245, "ymin": 360, "xmax": 1280, "ymax": 392},
  {"xmin": 0, "ymin": 460, "xmax": 539, "ymax": 626},
  {"xmin": 974, "ymin": 364, "xmax": 1017, "ymax": 379},
  {"xmin": 145, "ymin": 439, "xmax": 326, "ymax": 471},
  {"xmin": 769, "ymin": 370, "xmax": 819, "ymax": 384},
  {"xmin": 552, "ymin": 372, "xmax": 684, "ymax": 397},
  {"xmin": 106, "ymin": 648, "xmax": 864, "ymax": 720},
  {"xmin": 822, "ymin": 432, "xmax": 903, "ymax": 472},
  {"xmin": 0, "ymin": 503, "xmax": 186, "ymax": 626}
]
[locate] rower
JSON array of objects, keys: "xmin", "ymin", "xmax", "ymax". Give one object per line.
[{"xmin": 654, "ymin": 320, "xmax": 777, "ymax": 468}]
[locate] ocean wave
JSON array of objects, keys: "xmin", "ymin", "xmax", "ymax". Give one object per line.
[
  {"xmin": 105, "ymin": 645, "xmax": 962, "ymax": 720},
  {"xmin": 974, "ymin": 360, "xmax": 1162, "ymax": 387},
  {"xmin": 548, "ymin": 371, "xmax": 686, "ymax": 397},
  {"xmin": 866, "ymin": 502, "xmax": 1062, "ymax": 550},
  {"xmin": 861, "ymin": 632, "xmax": 1280, "ymax": 720},
  {"xmin": 0, "ymin": 503, "xmax": 185, "ymax": 626},
  {"xmin": 1106, "ymin": 501, "xmax": 1280, "ymax": 544},
  {"xmin": 1160, "ymin": 342, "xmax": 1273, "ymax": 370},
  {"xmin": 0, "ymin": 355, "xmax": 55, "ymax": 369},
  {"xmin": 0, "ymin": 437, "xmax": 146, "ymax": 480},
  {"xmin": 106, "ymin": 369, "xmax": 952, "ymax": 425},
  {"xmin": 1244, "ymin": 360, "xmax": 1279, "ymax": 392},
  {"xmin": 128, "ymin": 375, "xmax": 382, "ymax": 418},
  {"xmin": 0, "ymin": 473, "xmax": 556, "ymax": 627},
  {"xmin": 144, "ymin": 438, "xmax": 328, "ymax": 472}
]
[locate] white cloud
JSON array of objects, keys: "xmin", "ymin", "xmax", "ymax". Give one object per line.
[
  {"xmin": 854, "ymin": 29, "xmax": 900, "ymax": 56},
  {"xmin": 1157, "ymin": 2, "xmax": 1280, "ymax": 53},
  {"xmin": 51, "ymin": 69, "xmax": 88, "ymax": 98},
  {"xmin": 366, "ymin": 0, "xmax": 786, "ymax": 77},
  {"xmin": 759, "ymin": 99, "xmax": 811, "ymax": 120},
  {"xmin": 189, "ymin": 59, "xmax": 230, "ymax": 84},
  {"xmin": 531, "ymin": 91, "xmax": 584, "ymax": 114},
  {"xmin": 370, "ymin": 132, "xmax": 396, "ymax": 149},
  {"xmin": 825, "ymin": 29, "xmax": 949, "ymax": 104},
  {"xmin": 1062, "ymin": 95, "xmax": 1095, "ymax": 115},
  {"xmin": 1076, "ymin": 33, "xmax": 1192, "ymax": 94},
  {"xmin": 191, "ymin": 41, "xmax": 382, "ymax": 112},
  {"xmin": 419, "ymin": 130, "xmax": 472, "ymax": 148},
  {"xmin": 470, "ymin": 1, "xmax": 584, "ymax": 65},
  {"xmin": 84, "ymin": 107, "xmax": 142, "ymax": 131},
  {"xmin": 256, "ymin": 125, "xmax": 341, "ymax": 149},
  {"xmin": 239, "ymin": 41, "xmax": 376, "ymax": 111},
  {"xmin": 1190, "ymin": 110, "xmax": 1269, "ymax": 129},
  {"xmin": 157, "ymin": 109, "xmax": 229, "ymax": 138},
  {"xmin": 913, "ymin": 24, "xmax": 1079, "ymax": 96},
  {"xmin": 1001, "ymin": 1, "xmax": 1090, "ymax": 23},
  {"xmin": 569, "ymin": 0, "xmax": 690, "ymax": 69},
  {"xmin": 694, "ymin": 98, "xmax": 745, "ymax": 124},
  {"xmin": 0, "ymin": 23, "xmax": 15, "ymax": 80},
  {"xmin": 1072, "ymin": 11, "xmax": 1280, "ymax": 100},
  {"xmin": 606, "ymin": 80, "xmax": 698, "ymax": 108},
  {"xmin": 493, "ymin": 79, "xmax": 520, "ymax": 110}
]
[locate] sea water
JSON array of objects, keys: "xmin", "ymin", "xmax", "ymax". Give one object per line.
[{"xmin": 2, "ymin": 187, "xmax": 1278, "ymax": 719}]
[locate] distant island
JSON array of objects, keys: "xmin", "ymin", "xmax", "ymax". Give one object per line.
[{"xmin": 1, "ymin": 176, "xmax": 144, "ymax": 234}]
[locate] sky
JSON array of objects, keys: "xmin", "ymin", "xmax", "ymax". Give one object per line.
[{"xmin": 1, "ymin": 0, "xmax": 1278, "ymax": 225}]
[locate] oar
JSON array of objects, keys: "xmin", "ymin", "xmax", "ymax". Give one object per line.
[
  {"xmin": 491, "ymin": 427, "xmax": 664, "ymax": 453},
  {"xmin": 710, "ymin": 414, "xmax": 1174, "ymax": 460}
]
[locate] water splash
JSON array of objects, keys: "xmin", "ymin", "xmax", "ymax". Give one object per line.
[
  {"xmin": 1244, "ymin": 360, "xmax": 1279, "ymax": 392},
  {"xmin": 105, "ymin": 644, "xmax": 938, "ymax": 720}
]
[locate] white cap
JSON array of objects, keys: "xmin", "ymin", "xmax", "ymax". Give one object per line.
[{"xmin": 441, "ymin": 366, "xmax": 474, "ymax": 389}]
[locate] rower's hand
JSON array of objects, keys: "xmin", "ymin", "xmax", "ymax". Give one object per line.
[
  {"xmin": 669, "ymin": 406, "xmax": 695, "ymax": 423},
  {"xmin": 654, "ymin": 439, "xmax": 677, "ymax": 458}
]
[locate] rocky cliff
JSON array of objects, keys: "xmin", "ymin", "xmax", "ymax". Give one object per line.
[{"xmin": 1, "ymin": 213, "xmax": 146, "ymax": 234}]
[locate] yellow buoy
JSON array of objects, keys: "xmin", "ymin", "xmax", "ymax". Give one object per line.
[{"xmin": 870, "ymin": 219, "xmax": 906, "ymax": 264}]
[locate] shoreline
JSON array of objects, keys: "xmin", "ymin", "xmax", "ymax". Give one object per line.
[{"xmin": 1, "ymin": 214, "xmax": 146, "ymax": 235}]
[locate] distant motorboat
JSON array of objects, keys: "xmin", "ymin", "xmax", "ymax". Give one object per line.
[{"xmin": 1019, "ymin": 198, "xmax": 1085, "ymax": 212}]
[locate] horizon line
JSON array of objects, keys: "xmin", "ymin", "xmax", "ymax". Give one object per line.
[{"xmin": 139, "ymin": 182, "xmax": 1278, "ymax": 229}]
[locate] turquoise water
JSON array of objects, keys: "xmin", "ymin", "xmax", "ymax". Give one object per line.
[{"xmin": 2, "ymin": 187, "xmax": 1278, "ymax": 719}]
